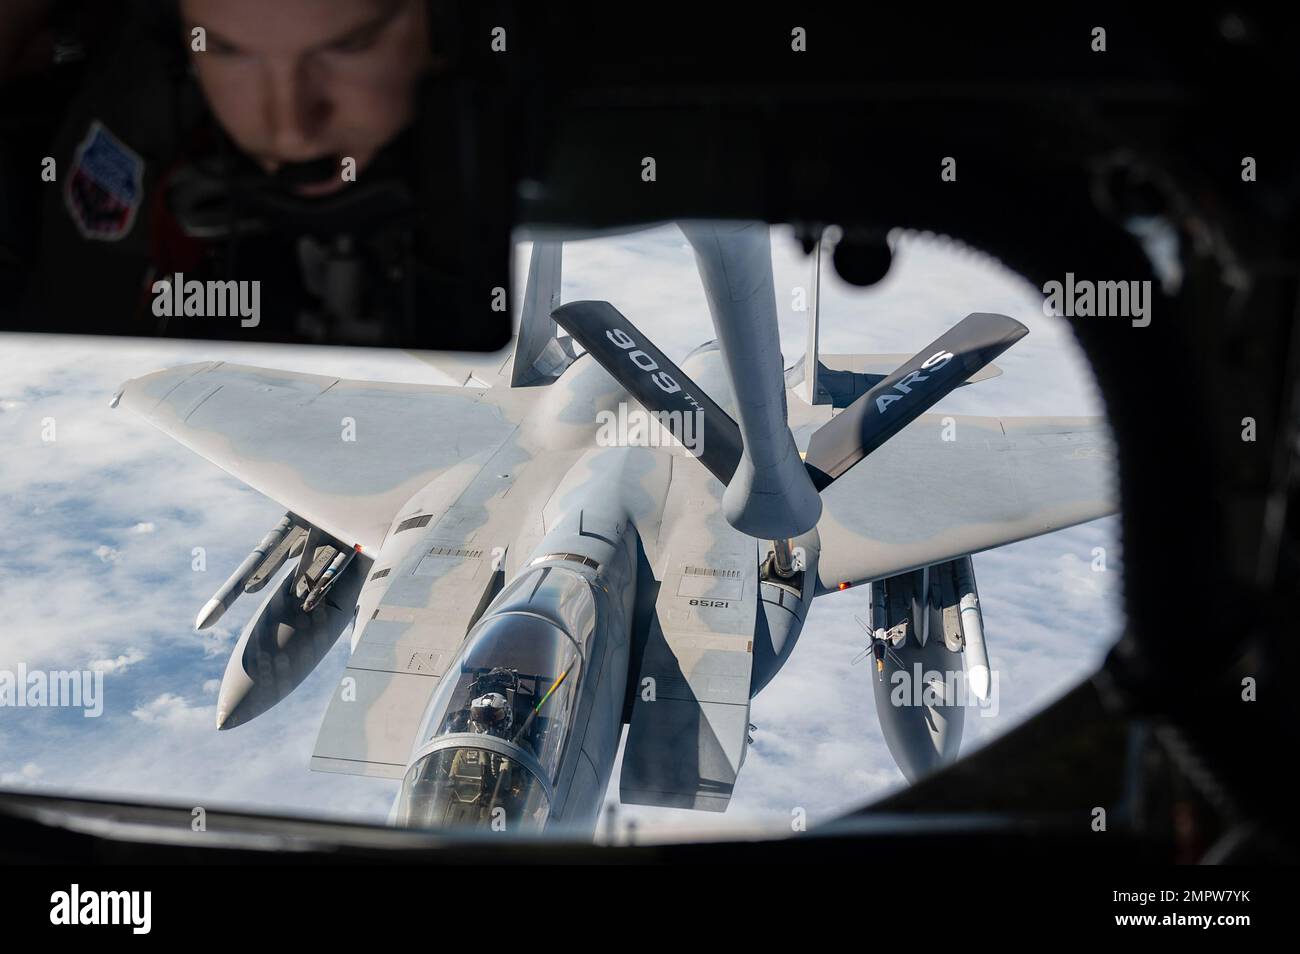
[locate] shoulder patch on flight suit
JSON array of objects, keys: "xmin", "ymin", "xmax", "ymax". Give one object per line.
[{"xmin": 65, "ymin": 120, "xmax": 145, "ymax": 241}]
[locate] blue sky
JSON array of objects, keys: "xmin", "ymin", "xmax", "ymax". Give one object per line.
[{"xmin": 0, "ymin": 225, "xmax": 1121, "ymax": 839}]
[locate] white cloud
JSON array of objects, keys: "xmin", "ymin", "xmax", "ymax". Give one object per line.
[
  {"xmin": 130, "ymin": 693, "xmax": 209, "ymax": 729},
  {"xmin": 0, "ymin": 763, "xmax": 44, "ymax": 787},
  {"xmin": 89, "ymin": 649, "xmax": 146, "ymax": 674},
  {"xmin": 0, "ymin": 227, "xmax": 1123, "ymax": 841}
]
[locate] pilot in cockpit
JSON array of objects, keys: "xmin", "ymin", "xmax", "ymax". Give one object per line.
[{"xmin": 468, "ymin": 691, "xmax": 511, "ymax": 734}]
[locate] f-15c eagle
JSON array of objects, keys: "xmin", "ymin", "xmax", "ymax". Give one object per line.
[{"xmin": 115, "ymin": 222, "xmax": 1115, "ymax": 835}]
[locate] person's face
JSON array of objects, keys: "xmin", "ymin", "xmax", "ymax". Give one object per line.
[{"xmin": 180, "ymin": 0, "xmax": 431, "ymax": 196}]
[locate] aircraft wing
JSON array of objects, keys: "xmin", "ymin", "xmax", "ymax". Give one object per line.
[
  {"xmin": 407, "ymin": 347, "xmax": 514, "ymax": 388},
  {"xmin": 115, "ymin": 362, "xmax": 519, "ymax": 551},
  {"xmin": 811, "ymin": 414, "xmax": 1116, "ymax": 591}
]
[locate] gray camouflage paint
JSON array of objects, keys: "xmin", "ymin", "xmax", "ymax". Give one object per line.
[{"xmin": 116, "ymin": 225, "xmax": 1116, "ymax": 834}]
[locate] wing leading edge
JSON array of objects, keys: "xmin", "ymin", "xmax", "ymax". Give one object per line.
[{"xmin": 115, "ymin": 362, "xmax": 519, "ymax": 551}]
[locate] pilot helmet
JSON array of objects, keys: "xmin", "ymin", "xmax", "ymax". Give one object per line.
[{"xmin": 468, "ymin": 692, "xmax": 510, "ymax": 728}]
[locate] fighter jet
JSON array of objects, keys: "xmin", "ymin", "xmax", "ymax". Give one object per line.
[{"xmin": 114, "ymin": 222, "xmax": 1115, "ymax": 835}]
